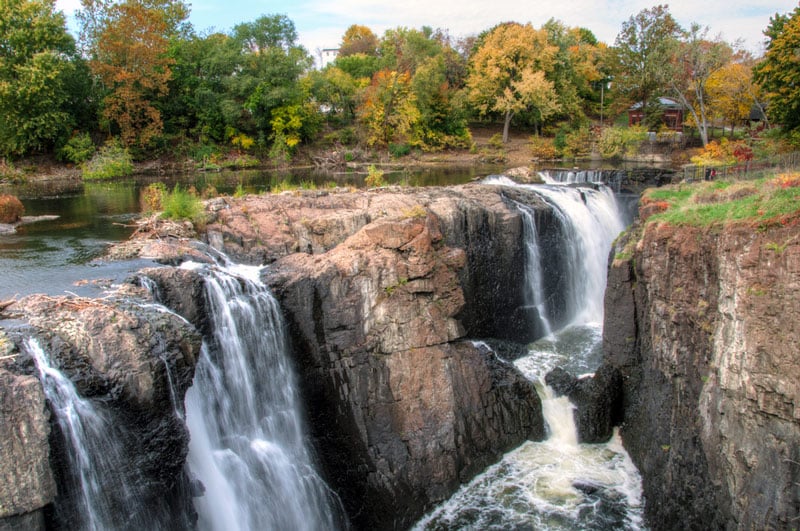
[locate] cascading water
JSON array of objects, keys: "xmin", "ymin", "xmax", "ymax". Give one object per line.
[
  {"xmin": 415, "ymin": 177, "xmax": 645, "ymax": 529},
  {"xmin": 25, "ymin": 337, "xmax": 152, "ymax": 530},
  {"xmin": 517, "ymin": 202, "xmax": 553, "ymax": 338},
  {"xmin": 180, "ymin": 261, "xmax": 345, "ymax": 531}
]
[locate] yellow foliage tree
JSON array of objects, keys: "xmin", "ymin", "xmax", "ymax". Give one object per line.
[
  {"xmin": 466, "ymin": 23, "xmax": 560, "ymax": 142},
  {"xmin": 707, "ymin": 62, "xmax": 763, "ymax": 135}
]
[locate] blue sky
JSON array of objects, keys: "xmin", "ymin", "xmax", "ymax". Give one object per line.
[{"xmin": 56, "ymin": 0, "xmax": 798, "ymax": 63}]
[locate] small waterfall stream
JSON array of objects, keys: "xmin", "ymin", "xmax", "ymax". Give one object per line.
[
  {"xmin": 415, "ymin": 178, "xmax": 645, "ymax": 529},
  {"xmin": 180, "ymin": 261, "xmax": 344, "ymax": 531},
  {"xmin": 25, "ymin": 338, "xmax": 149, "ymax": 530}
]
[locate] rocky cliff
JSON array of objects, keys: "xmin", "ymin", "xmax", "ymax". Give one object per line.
[
  {"xmin": 196, "ymin": 185, "xmax": 551, "ymax": 528},
  {"xmin": 0, "ymin": 291, "xmax": 201, "ymax": 529},
  {"xmin": 603, "ymin": 219, "xmax": 800, "ymax": 529},
  {"xmin": 128, "ymin": 184, "xmax": 553, "ymax": 529}
]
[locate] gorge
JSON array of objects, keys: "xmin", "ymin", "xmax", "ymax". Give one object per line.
[{"xmin": 1, "ymin": 175, "xmax": 798, "ymax": 530}]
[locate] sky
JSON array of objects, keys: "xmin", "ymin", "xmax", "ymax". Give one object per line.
[{"xmin": 55, "ymin": 0, "xmax": 798, "ymax": 64}]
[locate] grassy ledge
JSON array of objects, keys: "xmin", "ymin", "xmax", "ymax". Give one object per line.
[{"xmin": 639, "ymin": 173, "xmax": 800, "ymax": 228}]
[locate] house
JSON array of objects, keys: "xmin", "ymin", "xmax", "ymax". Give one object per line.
[{"xmin": 628, "ymin": 97, "xmax": 685, "ymax": 131}]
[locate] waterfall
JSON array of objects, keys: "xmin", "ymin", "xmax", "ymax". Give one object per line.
[
  {"xmin": 415, "ymin": 176, "xmax": 644, "ymax": 529},
  {"xmin": 181, "ymin": 261, "xmax": 344, "ymax": 531},
  {"xmin": 532, "ymin": 185, "xmax": 625, "ymax": 326},
  {"xmin": 517, "ymin": 202, "xmax": 553, "ymax": 337},
  {"xmin": 25, "ymin": 338, "xmax": 150, "ymax": 530}
]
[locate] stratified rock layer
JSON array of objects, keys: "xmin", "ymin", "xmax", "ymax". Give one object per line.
[{"xmin": 603, "ymin": 220, "xmax": 800, "ymax": 530}]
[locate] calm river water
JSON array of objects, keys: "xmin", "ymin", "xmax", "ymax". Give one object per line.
[{"xmin": 0, "ymin": 166, "xmax": 499, "ymax": 299}]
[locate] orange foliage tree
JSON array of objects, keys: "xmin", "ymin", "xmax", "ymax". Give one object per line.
[{"xmin": 90, "ymin": 0, "xmax": 188, "ymax": 148}]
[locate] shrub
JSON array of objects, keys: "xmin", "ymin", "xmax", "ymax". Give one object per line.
[
  {"xmin": 161, "ymin": 185, "xmax": 203, "ymax": 223},
  {"xmin": 562, "ymin": 128, "xmax": 593, "ymax": 158},
  {"xmin": 58, "ymin": 132, "xmax": 95, "ymax": 164},
  {"xmin": 488, "ymin": 133, "xmax": 504, "ymax": 150},
  {"xmin": 140, "ymin": 182, "xmax": 167, "ymax": 213},
  {"xmin": 389, "ymin": 143, "xmax": 411, "ymax": 158},
  {"xmin": 529, "ymin": 136, "xmax": 558, "ymax": 160},
  {"xmin": 598, "ymin": 126, "xmax": 647, "ymax": 159},
  {"xmin": 365, "ymin": 165, "xmax": 385, "ymax": 187},
  {"xmin": 82, "ymin": 140, "xmax": 134, "ymax": 180},
  {"xmin": 0, "ymin": 194, "xmax": 24, "ymax": 223}
]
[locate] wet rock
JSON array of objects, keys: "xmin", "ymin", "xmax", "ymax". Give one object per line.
[{"xmin": 544, "ymin": 365, "xmax": 622, "ymax": 443}]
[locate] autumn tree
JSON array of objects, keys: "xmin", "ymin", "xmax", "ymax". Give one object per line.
[
  {"xmin": 466, "ymin": 22, "xmax": 560, "ymax": 142},
  {"xmin": 613, "ymin": 5, "xmax": 682, "ymax": 126},
  {"xmin": 669, "ymin": 24, "xmax": 732, "ymax": 146},
  {"xmin": 0, "ymin": 0, "xmax": 85, "ymax": 156},
  {"xmin": 357, "ymin": 70, "xmax": 419, "ymax": 146},
  {"xmin": 338, "ymin": 24, "xmax": 379, "ymax": 57},
  {"xmin": 707, "ymin": 61, "xmax": 762, "ymax": 136},
  {"xmin": 88, "ymin": 0, "xmax": 189, "ymax": 148},
  {"xmin": 542, "ymin": 19, "xmax": 605, "ymax": 124},
  {"xmin": 753, "ymin": 5, "xmax": 800, "ymax": 133}
]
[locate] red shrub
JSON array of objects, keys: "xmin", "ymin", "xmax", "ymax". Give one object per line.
[{"xmin": 0, "ymin": 194, "xmax": 24, "ymax": 223}]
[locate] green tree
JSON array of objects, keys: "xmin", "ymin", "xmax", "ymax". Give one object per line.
[
  {"xmin": 0, "ymin": 0, "xmax": 83, "ymax": 156},
  {"xmin": 753, "ymin": 5, "xmax": 800, "ymax": 133},
  {"xmin": 232, "ymin": 15, "xmax": 313, "ymax": 143},
  {"xmin": 466, "ymin": 22, "xmax": 560, "ymax": 142},
  {"xmin": 613, "ymin": 4, "xmax": 682, "ymax": 125}
]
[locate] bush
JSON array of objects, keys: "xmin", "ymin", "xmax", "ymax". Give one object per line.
[
  {"xmin": 140, "ymin": 182, "xmax": 167, "ymax": 213},
  {"xmin": 58, "ymin": 132, "xmax": 95, "ymax": 164},
  {"xmin": 82, "ymin": 140, "xmax": 134, "ymax": 180},
  {"xmin": 598, "ymin": 126, "xmax": 647, "ymax": 159},
  {"xmin": 389, "ymin": 143, "xmax": 411, "ymax": 158},
  {"xmin": 529, "ymin": 136, "xmax": 558, "ymax": 160},
  {"xmin": 0, "ymin": 194, "xmax": 24, "ymax": 223},
  {"xmin": 365, "ymin": 165, "xmax": 385, "ymax": 187},
  {"xmin": 562, "ymin": 128, "xmax": 593, "ymax": 158},
  {"xmin": 161, "ymin": 185, "xmax": 203, "ymax": 223}
]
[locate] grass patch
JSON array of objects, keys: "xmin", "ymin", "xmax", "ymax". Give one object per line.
[
  {"xmin": 82, "ymin": 140, "xmax": 134, "ymax": 180},
  {"xmin": 161, "ymin": 185, "xmax": 204, "ymax": 223},
  {"xmin": 641, "ymin": 175, "xmax": 800, "ymax": 227}
]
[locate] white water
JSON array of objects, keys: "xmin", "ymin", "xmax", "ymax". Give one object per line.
[
  {"xmin": 26, "ymin": 337, "xmax": 147, "ymax": 530},
  {"xmin": 415, "ymin": 177, "xmax": 644, "ymax": 530},
  {"xmin": 181, "ymin": 261, "xmax": 343, "ymax": 531},
  {"xmin": 517, "ymin": 202, "xmax": 553, "ymax": 337}
]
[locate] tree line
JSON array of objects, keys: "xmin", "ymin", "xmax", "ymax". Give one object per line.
[{"xmin": 1, "ymin": 0, "xmax": 798, "ymax": 164}]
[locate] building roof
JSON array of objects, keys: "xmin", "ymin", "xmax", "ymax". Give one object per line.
[{"xmin": 629, "ymin": 97, "xmax": 684, "ymax": 111}]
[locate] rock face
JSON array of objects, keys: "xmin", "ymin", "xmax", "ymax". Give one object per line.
[
  {"xmin": 544, "ymin": 365, "xmax": 622, "ymax": 443},
  {"xmin": 0, "ymin": 292, "xmax": 202, "ymax": 529},
  {"xmin": 0, "ymin": 365, "xmax": 54, "ymax": 526},
  {"xmin": 603, "ymin": 220, "xmax": 800, "ymax": 529},
  {"xmin": 263, "ymin": 201, "xmax": 545, "ymax": 528}
]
